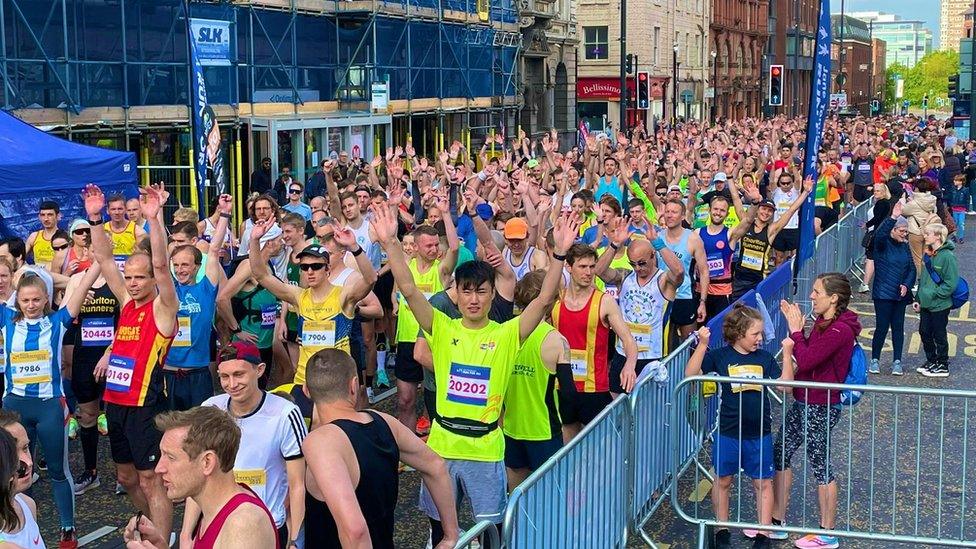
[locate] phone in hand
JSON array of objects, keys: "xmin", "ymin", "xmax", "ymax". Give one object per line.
[{"xmin": 132, "ymin": 511, "xmax": 143, "ymax": 542}]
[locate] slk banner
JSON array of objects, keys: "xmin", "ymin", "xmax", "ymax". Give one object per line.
[
  {"xmin": 797, "ymin": 0, "xmax": 831, "ymax": 265},
  {"xmin": 189, "ymin": 15, "xmax": 226, "ymax": 205}
]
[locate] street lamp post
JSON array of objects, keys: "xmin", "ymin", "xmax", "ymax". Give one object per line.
[
  {"xmin": 672, "ymin": 43, "xmax": 679, "ymax": 125},
  {"xmin": 710, "ymin": 50, "xmax": 717, "ymax": 124}
]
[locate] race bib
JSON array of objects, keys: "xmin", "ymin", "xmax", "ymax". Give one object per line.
[
  {"xmin": 706, "ymin": 253, "xmax": 725, "ymax": 277},
  {"xmin": 81, "ymin": 317, "xmax": 115, "ymax": 347},
  {"xmin": 627, "ymin": 322, "xmax": 652, "ymax": 354},
  {"xmin": 570, "ymin": 349, "xmax": 589, "ymax": 379},
  {"xmin": 302, "ymin": 319, "xmax": 336, "ymax": 348},
  {"xmin": 604, "ymin": 285, "xmax": 619, "ymax": 301},
  {"xmin": 106, "ymin": 354, "xmax": 135, "ymax": 392},
  {"xmin": 728, "ymin": 364, "xmax": 764, "ymax": 393},
  {"xmin": 260, "ymin": 305, "xmax": 277, "ymax": 328},
  {"xmin": 740, "ymin": 248, "xmax": 765, "ymax": 271},
  {"xmin": 114, "ymin": 255, "xmax": 128, "ymax": 273},
  {"xmin": 446, "ymin": 363, "xmax": 490, "ymax": 406},
  {"xmin": 173, "ymin": 316, "xmax": 191, "ymax": 347},
  {"xmin": 234, "ymin": 469, "xmax": 267, "ymax": 490},
  {"xmin": 0, "ymin": 338, "xmax": 5, "ymax": 373},
  {"xmin": 9, "ymin": 350, "xmax": 51, "ymax": 385}
]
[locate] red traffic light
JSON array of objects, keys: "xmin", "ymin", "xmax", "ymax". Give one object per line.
[
  {"xmin": 771, "ymin": 66, "xmax": 781, "ymax": 77},
  {"xmin": 638, "ymin": 73, "xmax": 647, "ymax": 81}
]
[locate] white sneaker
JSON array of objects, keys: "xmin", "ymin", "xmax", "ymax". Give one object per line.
[{"xmin": 858, "ymin": 282, "xmax": 869, "ymax": 293}]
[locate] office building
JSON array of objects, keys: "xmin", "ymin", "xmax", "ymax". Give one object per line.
[{"xmin": 849, "ymin": 11, "xmax": 932, "ymax": 69}]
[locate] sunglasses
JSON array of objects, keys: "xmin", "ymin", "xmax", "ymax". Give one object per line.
[
  {"xmin": 73, "ymin": 229, "xmax": 90, "ymax": 235},
  {"xmin": 778, "ymin": 180, "xmax": 793, "ymax": 185},
  {"xmin": 299, "ymin": 263, "xmax": 327, "ymax": 272},
  {"xmin": 289, "ymin": 189, "xmax": 302, "ymax": 194},
  {"xmin": 656, "ymin": 192, "xmax": 667, "ymax": 198},
  {"xmin": 628, "ymin": 259, "xmax": 649, "ymax": 268},
  {"xmin": 52, "ymin": 243, "xmax": 70, "ymax": 252}
]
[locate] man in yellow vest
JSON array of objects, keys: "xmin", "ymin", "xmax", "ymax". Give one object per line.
[
  {"xmin": 372, "ymin": 203, "xmax": 579, "ymax": 548},
  {"xmin": 25, "ymin": 200, "xmax": 62, "ymax": 269},
  {"xmin": 103, "ymin": 193, "xmax": 147, "ymax": 271}
]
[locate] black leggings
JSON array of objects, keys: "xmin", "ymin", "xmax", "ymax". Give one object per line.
[
  {"xmin": 872, "ymin": 298, "xmax": 908, "ymax": 361},
  {"xmin": 773, "ymin": 401, "xmax": 842, "ymax": 485}
]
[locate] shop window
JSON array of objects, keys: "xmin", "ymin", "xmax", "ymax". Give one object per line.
[{"xmin": 584, "ymin": 26, "xmax": 609, "ymax": 60}]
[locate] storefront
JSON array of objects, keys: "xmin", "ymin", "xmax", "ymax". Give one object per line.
[
  {"xmin": 248, "ymin": 113, "xmax": 393, "ymax": 185},
  {"xmin": 576, "ymin": 76, "xmax": 667, "ymax": 133}
]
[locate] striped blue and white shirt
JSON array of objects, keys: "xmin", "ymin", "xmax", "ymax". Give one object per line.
[{"xmin": 1, "ymin": 306, "xmax": 72, "ymax": 399}]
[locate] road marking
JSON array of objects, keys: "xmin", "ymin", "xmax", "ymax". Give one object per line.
[{"xmin": 79, "ymin": 525, "xmax": 117, "ymax": 547}]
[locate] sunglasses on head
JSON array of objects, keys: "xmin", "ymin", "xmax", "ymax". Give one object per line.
[{"xmin": 299, "ymin": 262, "xmax": 327, "ymax": 272}]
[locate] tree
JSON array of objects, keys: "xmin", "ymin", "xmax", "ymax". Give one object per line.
[
  {"xmin": 903, "ymin": 50, "xmax": 959, "ymax": 109},
  {"xmin": 884, "ymin": 62, "xmax": 909, "ymax": 111}
]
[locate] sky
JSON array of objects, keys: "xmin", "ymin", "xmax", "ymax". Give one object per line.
[{"xmin": 829, "ymin": 0, "xmax": 940, "ymax": 48}]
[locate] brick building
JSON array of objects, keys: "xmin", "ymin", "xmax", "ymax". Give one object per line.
[
  {"xmin": 710, "ymin": 0, "xmax": 769, "ymax": 120},
  {"xmin": 768, "ymin": 0, "xmax": 819, "ymax": 117},
  {"xmin": 831, "ymin": 15, "xmax": 873, "ymax": 113}
]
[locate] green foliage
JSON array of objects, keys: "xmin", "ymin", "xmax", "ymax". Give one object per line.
[{"xmin": 883, "ymin": 51, "xmax": 959, "ymax": 110}]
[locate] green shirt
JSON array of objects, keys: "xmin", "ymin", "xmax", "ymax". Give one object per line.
[
  {"xmin": 502, "ymin": 323, "xmax": 561, "ymax": 441},
  {"xmin": 233, "ymin": 286, "xmax": 279, "ymax": 349},
  {"xmin": 425, "ymin": 309, "xmax": 522, "ymax": 461}
]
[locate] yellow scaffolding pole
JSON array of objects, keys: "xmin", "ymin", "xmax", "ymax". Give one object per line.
[
  {"xmin": 489, "ymin": 128, "xmax": 495, "ymax": 156},
  {"xmin": 235, "ymin": 137, "xmax": 244, "ymax": 225},
  {"xmin": 139, "ymin": 145, "xmax": 149, "ymax": 186},
  {"xmin": 187, "ymin": 148, "xmax": 197, "ymax": 211},
  {"xmin": 175, "ymin": 144, "xmax": 183, "ymax": 195}
]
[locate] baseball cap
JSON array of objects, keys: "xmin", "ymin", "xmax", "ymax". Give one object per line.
[
  {"xmin": 220, "ymin": 341, "xmax": 262, "ymax": 365},
  {"xmin": 667, "ymin": 185, "xmax": 683, "ymax": 194},
  {"xmin": 526, "ymin": 158, "xmax": 540, "ymax": 169},
  {"xmin": 712, "ymin": 172, "xmax": 728, "ymax": 183},
  {"xmin": 258, "ymin": 223, "xmax": 283, "ymax": 247},
  {"xmin": 296, "ymin": 245, "xmax": 330, "ymax": 260},
  {"xmin": 69, "ymin": 219, "xmax": 91, "ymax": 233},
  {"xmin": 503, "ymin": 217, "xmax": 529, "ymax": 240},
  {"xmin": 758, "ymin": 199, "xmax": 776, "ymax": 210}
]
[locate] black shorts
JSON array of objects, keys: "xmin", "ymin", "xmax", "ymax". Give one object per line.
[
  {"xmin": 670, "ymin": 298, "xmax": 697, "ymax": 327},
  {"xmin": 704, "ymin": 294, "xmax": 733, "ymax": 324},
  {"xmin": 772, "ymin": 228, "xmax": 799, "ymax": 252},
  {"xmin": 106, "ymin": 403, "xmax": 164, "ymax": 471},
  {"xmin": 558, "ymin": 391, "xmax": 613, "ymax": 426},
  {"xmin": 395, "ymin": 342, "xmax": 424, "ymax": 383},
  {"xmin": 71, "ymin": 354, "xmax": 105, "ymax": 404},
  {"xmin": 853, "ymin": 184, "xmax": 873, "ymax": 203},
  {"xmin": 375, "ymin": 271, "xmax": 395, "ymax": 311},
  {"xmin": 609, "ymin": 355, "xmax": 655, "ymax": 395},
  {"xmin": 424, "ymin": 388, "xmax": 438, "ymax": 422},
  {"xmin": 504, "ymin": 434, "xmax": 562, "ymax": 471}
]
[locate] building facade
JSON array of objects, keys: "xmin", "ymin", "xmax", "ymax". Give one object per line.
[
  {"xmin": 2, "ymin": 0, "xmax": 521, "ymax": 204},
  {"xmin": 848, "ymin": 11, "xmax": 932, "ymax": 69},
  {"xmin": 576, "ymin": 0, "xmax": 707, "ymax": 132},
  {"xmin": 768, "ymin": 0, "xmax": 818, "ymax": 117},
  {"xmin": 872, "ymin": 38, "xmax": 887, "ymax": 106},
  {"xmin": 518, "ymin": 0, "xmax": 579, "ymax": 142},
  {"xmin": 830, "ymin": 15, "xmax": 873, "ymax": 113},
  {"xmin": 710, "ymin": 0, "xmax": 769, "ymax": 120},
  {"xmin": 943, "ymin": 0, "xmax": 971, "ymax": 52}
]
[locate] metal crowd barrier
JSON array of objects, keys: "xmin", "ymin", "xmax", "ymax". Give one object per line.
[
  {"xmin": 672, "ymin": 376, "xmax": 976, "ymax": 547},
  {"xmin": 499, "ymin": 200, "xmax": 875, "ymax": 548},
  {"xmin": 454, "ymin": 520, "xmax": 500, "ymax": 548},
  {"xmin": 502, "ymin": 396, "xmax": 631, "ymax": 548}
]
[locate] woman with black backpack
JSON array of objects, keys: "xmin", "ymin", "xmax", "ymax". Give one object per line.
[{"xmin": 914, "ymin": 223, "xmax": 960, "ymax": 378}]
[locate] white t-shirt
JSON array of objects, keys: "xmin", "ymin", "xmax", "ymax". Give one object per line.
[
  {"xmin": 772, "ymin": 187, "xmax": 801, "ymax": 229},
  {"xmin": 202, "ymin": 392, "xmax": 306, "ymax": 528}
]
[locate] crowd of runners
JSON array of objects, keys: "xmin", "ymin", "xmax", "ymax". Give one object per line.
[{"xmin": 0, "ymin": 113, "xmax": 964, "ymax": 548}]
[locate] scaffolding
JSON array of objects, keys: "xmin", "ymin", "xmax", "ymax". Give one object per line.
[{"xmin": 0, "ymin": 0, "xmax": 521, "ymax": 134}]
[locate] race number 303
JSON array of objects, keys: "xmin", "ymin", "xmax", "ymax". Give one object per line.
[{"xmin": 447, "ymin": 363, "xmax": 490, "ymax": 406}]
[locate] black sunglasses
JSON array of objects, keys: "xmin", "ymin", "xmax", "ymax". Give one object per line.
[
  {"xmin": 629, "ymin": 259, "xmax": 648, "ymax": 268},
  {"xmin": 299, "ymin": 263, "xmax": 327, "ymax": 272},
  {"xmin": 73, "ymin": 229, "xmax": 90, "ymax": 235},
  {"xmin": 52, "ymin": 243, "xmax": 70, "ymax": 252},
  {"xmin": 289, "ymin": 188, "xmax": 302, "ymax": 194}
]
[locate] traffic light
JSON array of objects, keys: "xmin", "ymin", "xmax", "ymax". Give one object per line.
[
  {"xmin": 768, "ymin": 65, "xmax": 784, "ymax": 107},
  {"xmin": 922, "ymin": 94, "xmax": 929, "ymax": 109},
  {"xmin": 949, "ymin": 74, "xmax": 959, "ymax": 100},
  {"xmin": 626, "ymin": 53, "xmax": 634, "ymax": 75},
  {"xmin": 637, "ymin": 72, "xmax": 649, "ymax": 109}
]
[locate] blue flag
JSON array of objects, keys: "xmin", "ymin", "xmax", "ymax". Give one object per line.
[
  {"xmin": 188, "ymin": 14, "xmax": 226, "ymax": 213},
  {"xmin": 796, "ymin": 0, "xmax": 831, "ymax": 265}
]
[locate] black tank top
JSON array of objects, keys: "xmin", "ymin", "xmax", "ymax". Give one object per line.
[
  {"xmin": 72, "ymin": 283, "xmax": 119, "ymax": 361},
  {"xmin": 733, "ymin": 223, "xmax": 771, "ymax": 292},
  {"xmin": 305, "ymin": 410, "xmax": 399, "ymax": 548}
]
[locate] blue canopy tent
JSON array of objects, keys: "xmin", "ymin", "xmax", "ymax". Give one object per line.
[{"xmin": 0, "ymin": 111, "xmax": 139, "ymax": 239}]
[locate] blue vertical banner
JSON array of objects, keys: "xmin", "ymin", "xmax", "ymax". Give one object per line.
[
  {"xmin": 188, "ymin": 13, "xmax": 227, "ymax": 210},
  {"xmin": 796, "ymin": 0, "xmax": 831, "ymax": 265}
]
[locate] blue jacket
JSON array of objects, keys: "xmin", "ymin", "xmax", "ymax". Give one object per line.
[
  {"xmin": 872, "ymin": 217, "xmax": 916, "ymax": 302},
  {"xmin": 949, "ymin": 185, "xmax": 972, "ymax": 210}
]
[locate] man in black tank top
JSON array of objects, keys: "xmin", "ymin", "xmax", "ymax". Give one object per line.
[{"xmin": 302, "ymin": 349, "xmax": 459, "ymax": 548}]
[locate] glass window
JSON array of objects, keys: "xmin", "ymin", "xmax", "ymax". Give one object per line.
[
  {"xmin": 578, "ymin": 102, "xmax": 608, "ymax": 131},
  {"xmin": 654, "ymin": 27, "xmax": 660, "ymax": 65},
  {"xmin": 584, "ymin": 26, "xmax": 609, "ymax": 60}
]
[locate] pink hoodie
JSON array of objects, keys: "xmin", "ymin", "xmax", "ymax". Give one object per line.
[{"xmin": 790, "ymin": 309, "xmax": 862, "ymax": 405}]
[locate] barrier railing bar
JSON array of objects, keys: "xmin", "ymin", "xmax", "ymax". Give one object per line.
[{"xmin": 453, "ymin": 519, "xmax": 499, "ymax": 548}]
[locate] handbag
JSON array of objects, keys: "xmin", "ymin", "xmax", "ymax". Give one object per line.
[{"xmin": 861, "ymin": 230, "xmax": 874, "ymax": 250}]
